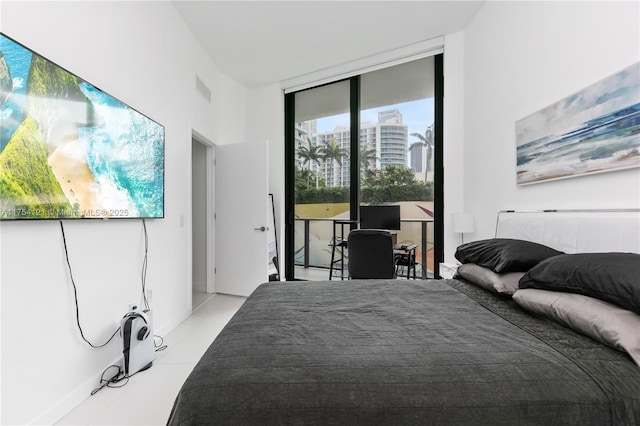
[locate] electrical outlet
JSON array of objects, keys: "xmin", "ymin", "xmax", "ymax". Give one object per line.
[{"xmin": 129, "ymin": 303, "xmax": 138, "ymax": 312}]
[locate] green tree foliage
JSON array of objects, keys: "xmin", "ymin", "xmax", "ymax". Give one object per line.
[
  {"xmin": 359, "ymin": 145, "xmax": 378, "ymax": 171},
  {"xmin": 319, "ymin": 138, "xmax": 349, "ymax": 167},
  {"xmin": 296, "ymin": 186, "xmax": 350, "ymax": 204},
  {"xmin": 318, "ymin": 138, "xmax": 349, "ymax": 188},
  {"xmin": 361, "ymin": 165, "xmax": 432, "ymax": 204},
  {"xmin": 296, "ymin": 138, "xmax": 324, "ymax": 188},
  {"xmin": 297, "ymin": 138, "xmax": 322, "ymax": 169},
  {"xmin": 295, "ymin": 167, "xmax": 325, "ymax": 192},
  {"xmin": 295, "ymin": 164, "xmax": 431, "ymax": 205},
  {"xmin": 294, "ymin": 167, "xmax": 346, "ymax": 203}
]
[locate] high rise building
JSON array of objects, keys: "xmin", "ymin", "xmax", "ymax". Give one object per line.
[
  {"xmin": 409, "ymin": 142, "xmax": 425, "ymax": 172},
  {"xmin": 295, "ymin": 120, "xmax": 318, "ymax": 170},
  {"xmin": 378, "ymin": 109, "xmax": 403, "ymax": 125},
  {"xmin": 316, "ymin": 109, "xmax": 408, "ymax": 187},
  {"xmin": 408, "ymin": 124, "xmax": 434, "ymax": 181},
  {"xmin": 316, "ymin": 126, "xmax": 350, "ymax": 187}
]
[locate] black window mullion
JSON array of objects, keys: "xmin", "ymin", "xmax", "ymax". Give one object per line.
[
  {"xmin": 349, "ymin": 76, "xmax": 360, "ymax": 229},
  {"xmin": 284, "ymin": 92, "xmax": 295, "ymax": 280},
  {"xmin": 433, "ymin": 53, "xmax": 444, "ymax": 278}
]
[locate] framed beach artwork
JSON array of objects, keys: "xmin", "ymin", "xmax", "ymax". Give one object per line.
[{"xmin": 516, "ymin": 62, "xmax": 640, "ymax": 185}]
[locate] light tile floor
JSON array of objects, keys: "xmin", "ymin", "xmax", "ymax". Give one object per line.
[{"xmin": 56, "ymin": 293, "xmax": 246, "ymax": 425}]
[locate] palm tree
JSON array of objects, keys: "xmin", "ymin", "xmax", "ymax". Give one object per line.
[
  {"xmin": 359, "ymin": 145, "xmax": 378, "ymax": 172},
  {"xmin": 297, "ymin": 137, "xmax": 323, "ymax": 187},
  {"xmin": 410, "ymin": 124, "xmax": 434, "ymax": 182},
  {"xmin": 320, "ymin": 138, "xmax": 349, "ymax": 187}
]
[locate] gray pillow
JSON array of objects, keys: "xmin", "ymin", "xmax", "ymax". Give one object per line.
[
  {"xmin": 456, "ymin": 263, "xmax": 525, "ymax": 296},
  {"xmin": 513, "ymin": 288, "xmax": 640, "ymax": 367}
]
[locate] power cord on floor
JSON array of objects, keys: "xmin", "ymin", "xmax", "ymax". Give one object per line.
[
  {"xmin": 91, "ymin": 365, "xmax": 129, "ymax": 395},
  {"xmin": 91, "ymin": 362, "xmax": 156, "ymax": 395},
  {"xmin": 91, "ymin": 335, "xmax": 168, "ymax": 395},
  {"xmin": 154, "ymin": 334, "xmax": 168, "ymax": 352}
]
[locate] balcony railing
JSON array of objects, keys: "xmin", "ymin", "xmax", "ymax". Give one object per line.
[{"xmin": 294, "ymin": 217, "xmax": 434, "ymax": 279}]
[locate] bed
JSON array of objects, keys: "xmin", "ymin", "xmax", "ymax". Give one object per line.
[{"xmin": 168, "ymin": 210, "xmax": 640, "ymax": 425}]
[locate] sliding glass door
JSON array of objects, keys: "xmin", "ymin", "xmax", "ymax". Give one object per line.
[
  {"xmin": 359, "ymin": 57, "xmax": 437, "ymax": 279},
  {"xmin": 287, "ymin": 79, "xmax": 352, "ymax": 278},
  {"xmin": 285, "ymin": 55, "xmax": 443, "ymax": 281}
]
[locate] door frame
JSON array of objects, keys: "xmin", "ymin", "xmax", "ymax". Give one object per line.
[{"xmin": 191, "ymin": 129, "xmax": 216, "ymax": 297}]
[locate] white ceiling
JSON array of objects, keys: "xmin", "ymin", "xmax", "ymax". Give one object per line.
[{"xmin": 172, "ymin": 1, "xmax": 485, "ymax": 88}]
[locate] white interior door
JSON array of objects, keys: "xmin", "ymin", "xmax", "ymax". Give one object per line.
[{"xmin": 215, "ymin": 141, "xmax": 269, "ymax": 296}]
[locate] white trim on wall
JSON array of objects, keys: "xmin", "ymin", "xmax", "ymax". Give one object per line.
[
  {"xmin": 190, "ymin": 128, "xmax": 217, "ymax": 295},
  {"xmin": 282, "ymin": 36, "xmax": 444, "ymax": 93}
]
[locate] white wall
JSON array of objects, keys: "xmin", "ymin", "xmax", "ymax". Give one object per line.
[
  {"xmin": 218, "ymin": 73, "xmax": 249, "ymax": 146},
  {"xmin": 247, "ymin": 83, "xmax": 285, "ymax": 263},
  {"xmin": 442, "ymin": 32, "xmax": 466, "ymax": 262},
  {"xmin": 0, "ymin": 1, "xmax": 246, "ymax": 424},
  {"xmin": 462, "ymin": 1, "xmax": 640, "ymax": 241}
]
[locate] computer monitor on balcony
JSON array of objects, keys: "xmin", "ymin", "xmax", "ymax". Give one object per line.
[{"xmin": 359, "ymin": 205, "xmax": 401, "ymax": 230}]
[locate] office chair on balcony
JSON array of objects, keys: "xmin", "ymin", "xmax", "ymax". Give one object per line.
[{"xmin": 347, "ymin": 229, "xmax": 397, "ymax": 279}]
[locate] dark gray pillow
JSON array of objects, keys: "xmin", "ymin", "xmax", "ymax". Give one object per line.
[
  {"xmin": 454, "ymin": 238, "xmax": 563, "ymax": 273},
  {"xmin": 519, "ymin": 252, "xmax": 640, "ymax": 314}
]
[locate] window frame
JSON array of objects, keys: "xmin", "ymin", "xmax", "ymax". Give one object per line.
[{"xmin": 284, "ymin": 54, "xmax": 444, "ymax": 280}]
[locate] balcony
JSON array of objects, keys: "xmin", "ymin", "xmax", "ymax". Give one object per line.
[{"xmin": 294, "ymin": 217, "xmax": 435, "ymax": 280}]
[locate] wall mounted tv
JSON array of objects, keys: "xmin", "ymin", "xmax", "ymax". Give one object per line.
[
  {"xmin": 0, "ymin": 33, "xmax": 164, "ymax": 220},
  {"xmin": 359, "ymin": 204, "xmax": 401, "ymax": 230}
]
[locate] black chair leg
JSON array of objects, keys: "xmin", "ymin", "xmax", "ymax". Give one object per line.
[{"xmin": 329, "ymin": 242, "xmax": 336, "ymax": 280}]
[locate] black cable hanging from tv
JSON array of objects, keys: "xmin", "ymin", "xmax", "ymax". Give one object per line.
[{"xmin": 59, "ymin": 221, "xmax": 120, "ymax": 348}]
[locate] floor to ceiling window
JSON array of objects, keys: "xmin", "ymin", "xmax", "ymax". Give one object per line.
[
  {"xmin": 287, "ymin": 79, "xmax": 352, "ymax": 277},
  {"xmin": 285, "ymin": 55, "xmax": 443, "ymax": 281}
]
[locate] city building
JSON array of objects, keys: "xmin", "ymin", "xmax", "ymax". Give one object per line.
[
  {"xmin": 314, "ymin": 109, "xmax": 408, "ymax": 187},
  {"xmin": 408, "ymin": 124, "xmax": 434, "ymax": 182}
]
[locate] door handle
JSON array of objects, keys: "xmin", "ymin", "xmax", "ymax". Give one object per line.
[{"xmin": 254, "ymin": 226, "xmax": 268, "ymax": 232}]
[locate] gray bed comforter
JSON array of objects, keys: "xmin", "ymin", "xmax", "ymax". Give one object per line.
[{"xmin": 168, "ymin": 279, "xmax": 640, "ymax": 425}]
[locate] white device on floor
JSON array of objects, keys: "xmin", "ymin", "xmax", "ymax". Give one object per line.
[{"xmin": 121, "ymin": 309, "xmax": 155, "ymax": 375}]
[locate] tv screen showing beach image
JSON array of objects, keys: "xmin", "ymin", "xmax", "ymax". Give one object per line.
[{"xmin": 0, "ymin": 33, "xmax": 164, "ymax": 220}]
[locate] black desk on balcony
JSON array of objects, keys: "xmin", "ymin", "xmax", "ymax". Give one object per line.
[
  {"xmin": 329, "ymin": 219, "xmax": 418, "ymax": 280},
  {"xmin": 296, "ymin": 217, "xmax": 432, "ymax": 280},
  {"xmin": 394, "ymin": 243, "xmax": 418, "ymax": 279}
]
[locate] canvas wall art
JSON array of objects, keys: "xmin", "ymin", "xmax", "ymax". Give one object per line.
[{"xmin": 516, "ymin": 62, "xmax": 639, "ymax": 185}]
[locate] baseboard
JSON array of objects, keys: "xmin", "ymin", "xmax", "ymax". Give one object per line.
[
  {"xmin": 29, "ymin": 354, "xmax": 123, "ymax": 425},
  {"xmin": 29, "ymin": 306, "xmax": 193, "ymax": 425},
  {"xmin": 155, "ymin": 306, "xmax": 192, "ymax": 337}
]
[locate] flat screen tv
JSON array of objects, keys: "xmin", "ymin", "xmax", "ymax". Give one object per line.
[
  {"xmin": 0, "ymin": 33, "xmax": 164, "ymax": 220},
  {"xmin": 359, "ymin": 205, "xmax": 401, "ymax": 230}
]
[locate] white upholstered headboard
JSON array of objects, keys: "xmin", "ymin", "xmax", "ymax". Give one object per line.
[{"xmin": 495, "ymin": 210, "xmax": 640, "ymax": 254}]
